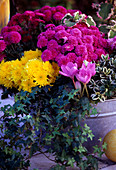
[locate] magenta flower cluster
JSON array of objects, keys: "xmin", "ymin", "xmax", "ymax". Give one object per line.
[
  {"xmin": 37, "ymin": 23, "xmax": 109, "ymax": 67},
  {"xmin": 1, "ymin": 6, "xmax": 80, "ymax": 45},
  {"xmin": 0, "ymin": 6, "xmax": 80, "ymax": 61}
]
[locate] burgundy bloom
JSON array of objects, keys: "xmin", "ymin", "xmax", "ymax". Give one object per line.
[
  {"xmin": 53, "ymin": 12, "xmax": 64, "ymax": 21},
  {"xmin": 40, "ymin": 6, "xmax": 51, "ymax": 12},
  {"xmin": 0, "ymin": 53, "xmax": 6, "ymax": 61},
  {"xmin": 75, "ymin": 45, "xmax": 87, "ymax": 56},
  {"xmin": 47, "ymin": 40, "xmax": 58, "ymax": 50},
  {"xmin": 43, "ymin": 10, "xmax": 52, "ymax": 22},
  {"xmin": 8, "ymin": 25, "xmax": 21, "ymax": 32},
  {"xmin": 3, "ymin": 32, "xmax": 11, "ymax": 45},
  {"xmin": 22, "ymin": 35, "xmax": 32, "ymax": 43},
  {"xmin": 0, "ymin": 40, "xmax": 6, "ymax": 52},
  {"xmin": 8, "ymin": 31, "xmax": 21, "ymax": 44},
  {"xmin": 45, "ymin": 24, "xmax": 55, "ymax": 29},
  {"xmin": 37, "ymin": 36, "xmax": 48, "ymax": 48},
  {"xmin": 56, "ymin": 6, "xmax": 67, "ymax": 15},
  {"xmin": 41, "ymin": 49, "xmax": 52, "ymax": 61},
  {"xmin": 1, "ymin": 26, "xmax": 9, "ymax": 35},
  {"xmin": 34, "ymin": 12, "xmax": 45, "ymax": 18},
  {"xmin": 51, "ymin": 7, "xmax": 56, "ymax": 14}
]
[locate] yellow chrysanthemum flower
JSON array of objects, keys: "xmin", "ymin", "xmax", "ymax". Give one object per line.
[
  {"xmin": 21, "ymin": 79, "xmax": 37, "ymax": 93},
  {"xmin": 0, "ymin": 49, "xmax": 59, "ymax": 92},
  {"xmin": 23, "ymin": 49, "xmax": 42, "ymax": 60}
]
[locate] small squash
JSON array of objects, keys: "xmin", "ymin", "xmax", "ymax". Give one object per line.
[{"xmin": 103, "ymin": 129, "xmax": 116, "ymax": 162}]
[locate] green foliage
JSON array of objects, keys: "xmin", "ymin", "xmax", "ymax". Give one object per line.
[
  {"xmin": 93, "ymin": 1, "xmax": 116, "ymax": 38},
  {"xmin": 89, "ymin": 54, "xmax": 116, "ymax": 102},
  {"xmin": 61, "ymin": 11, "xmax": 96, "ymax": 27},
  {"xmin": 0, "ymin": 76, "xmax": 104, "ymax": 169}
]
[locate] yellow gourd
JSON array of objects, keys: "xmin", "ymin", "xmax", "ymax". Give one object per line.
[
  {"xmin": 0, "ymin": 0, "xmax": 10, "ymax": 33},
  {"xmin": 103, "ymin": 129, "xmax": 116, "ymax": 162}
]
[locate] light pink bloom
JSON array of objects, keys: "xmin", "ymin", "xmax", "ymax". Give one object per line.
[
  {"xmin": 59, "ymin": 62, "xmax": 78, "ymax": 79},
  {"xmin": 76, "ymin": 62, "xmax": 96, "ymax": 84},
  {"xmin": 76, "ymin": 68, "xmax": 91, "ymax": 84}
]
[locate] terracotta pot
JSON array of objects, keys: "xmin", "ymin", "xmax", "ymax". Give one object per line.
[{"xmin": 82, "ymin": 99, "xmax": 116, "ymax": 152}]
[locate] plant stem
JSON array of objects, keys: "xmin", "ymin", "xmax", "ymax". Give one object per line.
[{"xmin": 84, "ymin": 84, "xmax": 89, "ymax": 98}]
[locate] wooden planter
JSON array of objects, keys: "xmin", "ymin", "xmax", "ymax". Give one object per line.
[{"xmin": 82, "ymin": 99, "xmax": 116, "ymax": 152}]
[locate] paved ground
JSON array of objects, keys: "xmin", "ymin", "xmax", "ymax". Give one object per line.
[{"xmin": 0, "ymin": 87, "xmax": 116, "ymax": 170}]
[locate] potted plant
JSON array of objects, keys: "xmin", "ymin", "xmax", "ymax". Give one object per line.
[{"xmin": 0, "ymin": 4, "xmax": 115, "ymax": 170}]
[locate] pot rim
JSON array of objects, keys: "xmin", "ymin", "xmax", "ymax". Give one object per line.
[{"xmin": 87, "ymin": 111, "xmax": 116, "ymax": 119}]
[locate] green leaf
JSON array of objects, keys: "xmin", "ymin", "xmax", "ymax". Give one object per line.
[
  {"xmin": 108, "ymin": 30, "xmax": 116, "ymax": 38},
  {"xmin": 98, "ymin": 3, "xmax": 113, "ymax": 20},
  {"xmin": 86, "ymin": 16, "xmax": 96, "ymax": 26}
]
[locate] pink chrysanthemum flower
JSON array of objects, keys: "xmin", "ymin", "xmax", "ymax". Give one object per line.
[
  {"xmin": 61, "ymin": 43, "xmax": 74, "ymax": 53},
  {"xmin": 70, "ymin": 28, "xmax": 82, "ymax": 38},
  {"xmin": 50, "ymin": 49, "xmax": 59, "ymax": 59},
  {"xmin": 75, "ymin": 56, "xmax": 84, "ymax": 68},
  {"xmin": 85, "ymin": 44, "xmax": 94, "ymax": 53},
  {"xmin": 23, "ymin": 11, "xmax": 35, "ymax": 18},
  {"xmin": 41, "ymin": 49, "xmax": 52, "ymax": 61},
  {"xmin": 53, "ymin": 12, "xmax": 64, "ymax": 21},
  {"xmin": 8, "ymin": 31, "xmax": 21, "ymax": 44},
  {"xmin": 83, "ymin": 35, "xmax": 93, "ymax": 44},
  {"xmin": 68, "ymin": 36, "xmax": 78, "ymax": 46},
  {"xmin": 45, "ymin": 29, "xmax": 55, "ymax": 40},
  {"xmin": 54, "ymin": 25, "xmax": 65, "ymax": 32},
  {"xmin": 92, "ymin": 35, "xmax": 99, "ymax": 47},
  {"xmin": 0, "ymin": 40, "xmax": 6, "ymax": 52},
  {"xmin": 37, "ymin": 36, "xmax": 48, "ymax": 48},
  {"xmin": 95, "ymin": 48, "xmax": 106, "ymax": 59},
  {"xmin": 55, "ymin": 30, "xmax": 69, "ymax": 41},
  {"xmin": 75, "ymin": 45, "xmax": 87, "ymax": 56},
  {"xmin": 47, "ymin": 40, "xmax": 58, "ymax": 50},
  {"xmin": 57, "ymin": 55, "xmax": 70, "ymax": 66},
  {"xmin": 99, "ymin": 38, "xmax": 108, "ymax": 48},
  {"xmin": 66, "ymin": 53, "xmax": 76, "ymax": 62},
  {"xmin": 88, "ymin": 52, "xmax": 98, "ymax": 62}
]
